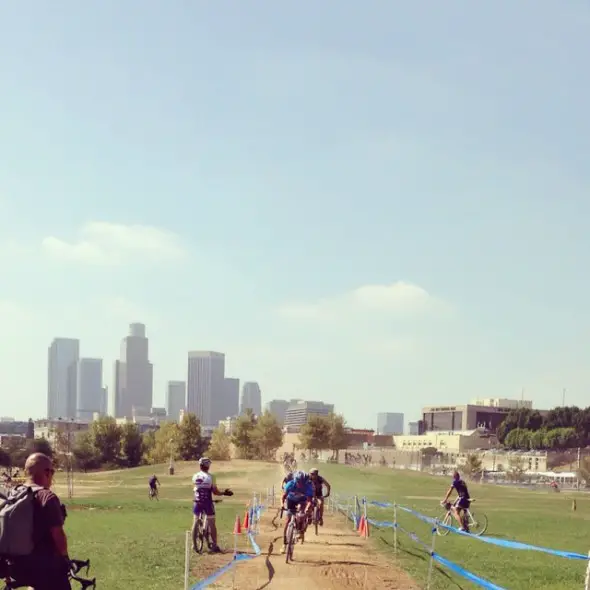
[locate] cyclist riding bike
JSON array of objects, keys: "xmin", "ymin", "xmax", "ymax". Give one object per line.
[
  {"xmin": 441, "ymin": 470, "xmax": 471, "ymax": 532},
  {"xmin": 281, "ymin": 469, "xmax": 295, "ymax": 491},
  {"xmin": 191, "ymin": 457, "xmax": 233, "ymax": 554},
  {"xmin": 148, "ymin": 474, "xmax": 159, "ymax": 496},
  {"xmin": 309, "ymin": 468, "xmax": 331, "ymax": 526},
  {"xmin": 280, "ymin": 471, "xmax": 313, "ymax": 554}
]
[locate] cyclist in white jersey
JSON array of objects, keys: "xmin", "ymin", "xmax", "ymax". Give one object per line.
[{"xmin": 191, "ymin": 457, "xmax": 233, "ymax": 553}]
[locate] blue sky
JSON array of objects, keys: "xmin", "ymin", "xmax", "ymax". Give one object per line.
[{"xmin": 1, "ymin": 1, "xmax": 590, "ymax": 428}]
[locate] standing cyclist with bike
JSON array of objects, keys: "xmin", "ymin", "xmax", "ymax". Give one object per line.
[
  {"xmin": 441, "ymin": 470, "xmax": 471, "ymax": 532},
  {"xmin": 309, "ymin": 468, "xmax": 331, "ymax": 526},
  {"xmin": 191, "ymin": 457, "xmax": 233, "ymax": 553},
  {"xmin": 148, "ymin": 474, "xmax": 159, "ymax": 498},
  {"xmin": 280, "ymin": 471, "xmax": 313, "ymax": 554}
]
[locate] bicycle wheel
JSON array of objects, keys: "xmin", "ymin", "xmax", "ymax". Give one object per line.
[
  {"xmin": 194, "ymin": 518, "xmax": 205, "ymax": 554},
  {"xmin": 468, "ymin": 510, "xmax": 488, "ymax": 536},
  {"xmin": 436, "ymin": 511, "xmax": 453, "ymax": 536},
  {"xmin": 285, "ymin": 521, "xmax": 295, "ymax": 563},
  {"xmin": 313, "ymin": 505, "xmax": 320, "ymax": 536}
]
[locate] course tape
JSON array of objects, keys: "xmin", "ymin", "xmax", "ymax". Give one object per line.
[
  {"xmin": 190, "ymin": 503, "xmax": 264, "ymax": 590},
  {"xmin": 432, "ymin": 554, "xmax": 507, "ymax": 590},
  {"xmin": 369, "ymin": 500, "xmax": 590, "ymax": 561}
]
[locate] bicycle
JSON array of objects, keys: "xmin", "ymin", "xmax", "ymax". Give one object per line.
[
  {"xmin": 437, "ymin": 499, "xmax": 488, "ymax": 537},
  {"xmin": 1, "ymin": 557, "xmax": 96, "ymax": 589},
  {"xmin": 149, "ymin": 486, "xmax": 159, "ymax": 501},
  {"xmin": 193, "ymin": 499, "xmax": 222, "ymax": 554},
  {"xmin": 310, "ymin": 497, "xmax": 321, "ymax": 536},
  {"xmin": 285, "ymin": 504, "xmax": 309, "ymax": 564}
]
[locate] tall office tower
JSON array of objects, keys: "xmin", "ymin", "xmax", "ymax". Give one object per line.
[
  {"xmin": 99, "ymin": 387, "xmax": 108, "ymax": 416},
  {"xmin": 187, "ymin": 351, "xmax": 225, "ymax": 427},
  {"xmin": 47, "ymin": 338, "xmax": 80, "ymax": 419},
  {"xmin": 166, "ymin": 381, "xmax": 186, "ymax": 422},
  {"xmin": 76, "ymin": 358, "xmax": 103, "ymax": 420},
  {"xmin": 377, "ymin": 412, "xmax": 404, "ymax": 435},
  {"xmin": 112, "ymin": 323, "xmax": 153, "ymax": 418},
  {"xmin": 223, "ymin": 378, "xmax": 240, "ymax": 418},
  {"xmin": 265, "ymin": 399, "xmax": 289, "ymax": 425},
  {"xmin": 240, "ymin": 382, "xmax": 262, "ymax": 416}
]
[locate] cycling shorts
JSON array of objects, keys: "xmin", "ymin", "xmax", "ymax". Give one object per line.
[
  {"xmin": 454, "ymin": 497, "xmax": 470, "ymax": 510},
  {"xmin": 149, "ymin": 482, "xmax": 157, "ymax": 489},
  {"xmin": 286, "ymin": 497, "xmax": 307, "ymax": 515},
  {"xmin": 193, "ymin": 500, "xmax": 215, "ymax": 517}
]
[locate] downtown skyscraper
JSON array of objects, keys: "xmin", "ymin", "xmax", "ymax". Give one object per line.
[
  {"xmin": 187, "ymin": 351, "xmax": 226, "ymax": 427},
  {"xmin": 112, "ymin": 323, "xmax": 153, "ymax": 418},
  {"xmin": 240, "ymin": 382, "xmax": 262, "ymax": 416},
  {"xmin": 47, "ymin": 338, "xmax": 80, "ymax": 419},
  {"xmin": 76, "ymin": 358, "xmax": 104, "ymax": 420}
]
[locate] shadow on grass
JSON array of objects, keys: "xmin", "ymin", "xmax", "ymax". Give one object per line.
[{"xmin": 379, "ymin": 536, "xmax": 465, "ymax": 590}]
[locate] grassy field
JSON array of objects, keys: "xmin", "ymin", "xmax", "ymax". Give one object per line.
[
  {"xmin": 55, "ymin": 461, "xmax": 277, "ymax": 590},
  {"xmin": 316, "ymin": 463, "xmax": 590, "ymax": 590}
]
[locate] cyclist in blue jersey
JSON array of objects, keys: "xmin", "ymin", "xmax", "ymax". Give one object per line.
[
  {"xmin": 280, "ymin": 471, "xmax": 313, "ymax": 554},
  {"xmin": 441, "ymin": 470, "xmax": 471, "ymax": 531}
]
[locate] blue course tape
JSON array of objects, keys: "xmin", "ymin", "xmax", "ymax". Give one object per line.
[
  {"xmin": 190, "ymin": 503, "xmax": 265, "ymax": 590},
  {"xmin": 370, "ymin": 501, "xmax": 589, "ymax": 561},
  {"xmin": 433, "ymin": 553, "xmax": 507, "ymax": 590}
]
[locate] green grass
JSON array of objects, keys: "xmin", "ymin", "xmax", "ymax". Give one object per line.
[
  {"xmin": 56, "ymin": 462, "xmax": 274, "ymax": 590},
  {"xmin": 316, "ymin": 463, "xmax": 590, "ymax": 590}
]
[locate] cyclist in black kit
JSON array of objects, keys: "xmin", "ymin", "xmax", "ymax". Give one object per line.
[{"xmin": 441, "ymin": 470, "xmax": 471, "ymax": 531}]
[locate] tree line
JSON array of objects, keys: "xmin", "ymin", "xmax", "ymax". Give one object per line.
[
  {"xmin": 498, "ymin": 406, "xmax": 590, "ymax": 450},
  {"xmin": 297, "ymin": 413, "xmax": 347, "ymax": 459},
  {"xmin": 0, "ymin": 411, "xmax": 286, "ymax": 472}
]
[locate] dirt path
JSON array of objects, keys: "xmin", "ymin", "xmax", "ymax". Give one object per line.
[{"xmin": 225, "ymin": 508, "xmax": 418, "ymax": 589}]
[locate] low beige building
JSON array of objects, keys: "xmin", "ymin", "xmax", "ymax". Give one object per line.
[
  {"xmin": 34, "ymin": 419, "xmax": 90, "ymax": 446},
  {"xmin": 393, "ymin": 429, "xmax": 491, "ymax": 453}
]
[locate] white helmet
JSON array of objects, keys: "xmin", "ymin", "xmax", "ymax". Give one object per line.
[{"xmin": 199, "ymin": 457, "xmax": 211, "ymax": 468}]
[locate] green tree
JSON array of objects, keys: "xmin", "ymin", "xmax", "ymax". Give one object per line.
[
  {"xmin": 208, "ymin": 425, "xmax": 232, "ymax": 461},
  {"xmin": 463, "ymin": 454, "xmax": 483, "ymax": 478},
  {"xmin": 177, "ymin": 413, "xmax": 206, "ymax": 461},
  {"xmin": 252, "ymin": 411, "xmax": 283, "ymax": 460},
  {"xmin": 299, "ymin": 415, "xmax": 331, "ymax": 454},
  {"xmin": 142, "ymin": 430, "xmax": 156, "ymax": 462},
  {"xmin": 90, "ymin": 417, "xmax": 122, "ymax": 465},
  {"xmin": 148, "ymin": 422, "xmax": 180, "ymax": 464},
  {"xmin": 0, "ymin": 447, "xmax": 11, "ymax": 469},
  {"xmin": 327, "ymin": 413, "xmax": 347, "ymax": 459},
  {"xmin": 507, "ymin": 456, "xmax": 526, "ymax": 482},
  {"xmin": 30, "ymin": 437, "xmax": 54, "ymax": 458},
  {"xmin": 232, "ymin": 410, "xmax": 258, "ymax": 460},
  {"xmin": 529, "ymin": 429, "xmax": 546, "ymax": 450},
  {"xmin": 504, "ymin": 428, "xmax": 532, "ymax": 450},
  {"xmin": 120, "ymin": 423, "xmax": 144, "ymax": 467},
  {"xmin": 72, "ymin": 432, "xmax": 101, "ymax": 472}
]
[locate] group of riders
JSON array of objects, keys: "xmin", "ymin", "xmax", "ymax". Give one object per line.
[{"xmin": 147, "ymin": 458, "xmax": 473, "ymax": 555}]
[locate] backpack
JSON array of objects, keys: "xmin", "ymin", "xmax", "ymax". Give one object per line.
[{"xmin": 0, "ymin": 485, "xmax": 42, "ymax": 557}]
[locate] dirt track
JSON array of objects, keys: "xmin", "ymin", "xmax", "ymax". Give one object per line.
[
  {"xmin": 202, "ymin": 464, "xmax": 418, "ymax": 589},
  {"xmin": 221, "ymin": 507, "xmax": 419, "ymax": 589}
]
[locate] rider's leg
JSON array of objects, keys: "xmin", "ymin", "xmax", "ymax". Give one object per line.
[
  {"xmin": 281, "ymin": 513, "xmax": 292, "ymax": 553},
  {"xmin": 191, "ymin": 514, "xmax": 200, "ymax": 550},
  {"xmin": 208, "ymin": 515, "xmax": 219, "ymax": 547},
  {"xmin": 318, "ymin": 497, "xmax": 324, "ymax": 524},
  {"xmin": 451, "ymin": 506, "xmax": 464, "ymax": 528}
]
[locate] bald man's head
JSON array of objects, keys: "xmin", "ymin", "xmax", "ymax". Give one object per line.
[{"xmin": 25, "ymin": 453, "xmax": 55, "ymax": 486}]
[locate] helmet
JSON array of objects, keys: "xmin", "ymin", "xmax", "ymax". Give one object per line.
[
  {"xmin": 309, "ymin": 468, "xmax": 319, "ymax": 475},
  {"xmin": 293, "ymin": 470, "xmax": 305, "ymax": 483},
  {"xmin": 199, "ymin": 457, "xmax": 212, "ymax": 468}
]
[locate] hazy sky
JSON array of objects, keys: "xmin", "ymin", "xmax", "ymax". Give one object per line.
[{"xmin": 1, "ymin": 1, "xmax": 590, "ymax": 428}]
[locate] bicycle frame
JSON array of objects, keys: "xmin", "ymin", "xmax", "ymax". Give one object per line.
[{"xmin": 1, "ymin": 557, "xmax": 96, "ymax": 589}]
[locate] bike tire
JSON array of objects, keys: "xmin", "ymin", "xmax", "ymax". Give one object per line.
[
  {"xmin": 195, "ymin": 519, "xmax": 205, "ymax": 554},
  {"xmin": 314, "ymin": 506, "xmax": 319, "ymax": 536},
  {"xmin": 286, "ymin": 522, "xmax": 295, "ymax": 563},
  {"xmin": 436, "ymin": 512, "xmax": 452, "ymax": 536},
  {"xmin": 469, "ymin": 512, "xmax": 488, "ymax": 536}
]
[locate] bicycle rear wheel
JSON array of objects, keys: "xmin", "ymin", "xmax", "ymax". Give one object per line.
[
  {"xmin": 313, "ymin": 506, "xmax": 320, "ymax": 536},
  {"xmin": 468, "ymin": 511, "xmax": 488, "ymax": 536},
  {"xmin": 436, "ymin": 512, "xmax": 453, "ymax": 536},
  {"xmin": 194, "ymin": 518, "xmax": 205, "ymax": 553}
]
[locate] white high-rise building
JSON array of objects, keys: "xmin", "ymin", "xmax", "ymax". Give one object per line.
[
  {"xmin": 377, "ymin": 412, "xmax": 404, "ymax": 435},
  {"xmin": 76, "ymin": 359, "xmax": 103, "ymax": 420},
  {"xmin": 187, "ymin": 351, "xmax": 225, "ymax": 427},
  {"xmin": 166, "ymin": 381, "xmax": 186, "ymax": 422},
  {"xmin": 47, "ymin": 338, "xmax": 80, "ymax": 419},
  {"xmin": 112, "ymin": 323, "xmax": 153, "ymax": 418},
  {"xmin": 240, "ymin": 382, "xmax": 262, "ymax": 416}
]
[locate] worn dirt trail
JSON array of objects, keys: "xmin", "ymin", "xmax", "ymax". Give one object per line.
[{"xmin": 203, "ymin": 464, "xmax": 418, "ymax": 589}]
